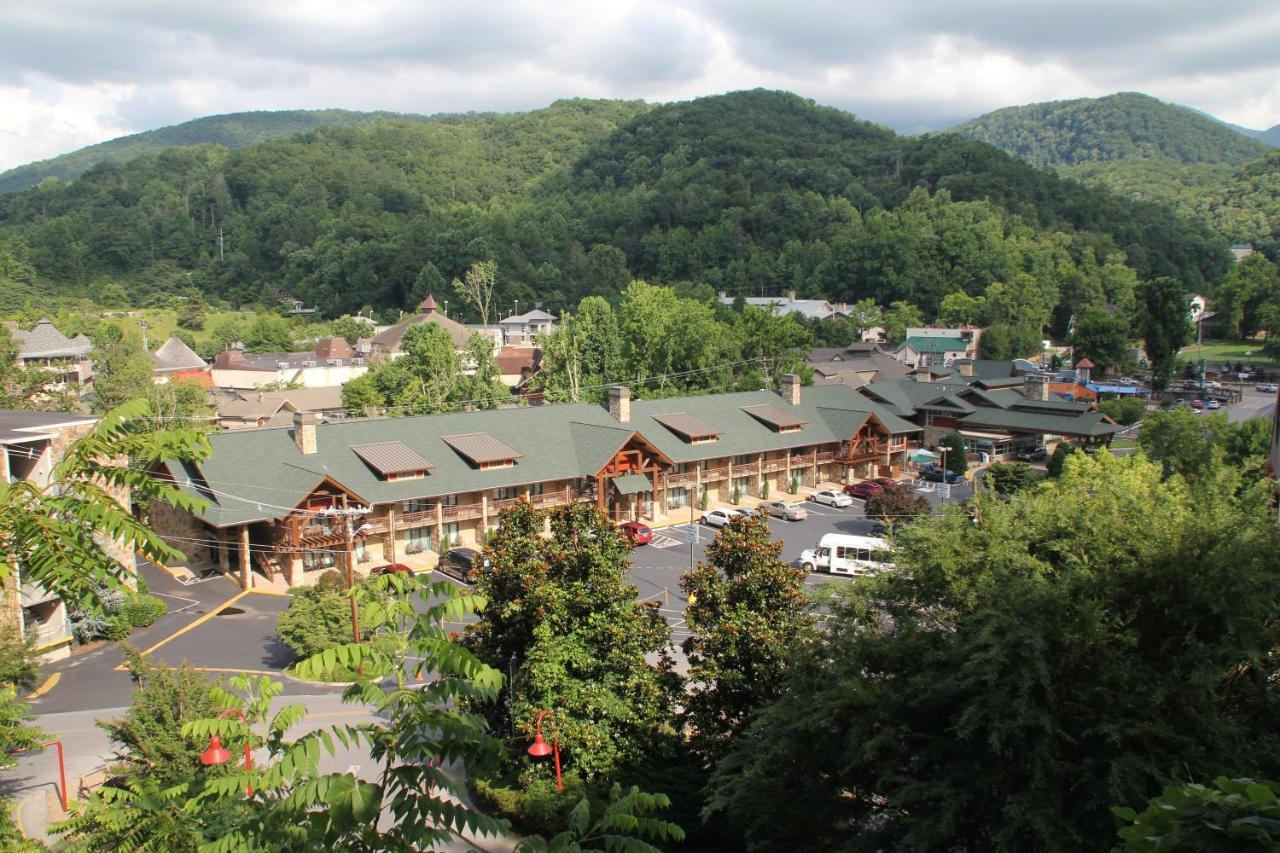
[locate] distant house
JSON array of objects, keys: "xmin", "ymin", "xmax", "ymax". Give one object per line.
[
  {"xmin": 0, "ymin": 410, "xmax": 108, "ymax": 660},
  {"xmin": 498, "ymin": 309, "xmax": 557, "ymax": 347},
  {"xmin": 1189, "ymin": 294, "xmax": 1209, "ymax": 322},
  {"xmin": 215, "ymin": 386, "xmax": 347, "ymax": 430},
  {"xmin": 717, "ymin": 291, "xmax": 848, "ymax": 321},
  {"xmin": 370, "ymin": 295, "xmax": 477, "ymax": 356},
  {"xmin": 494, "ymin": 346, "xmax": 543, "ymax": 389},
  {"xmin": 893, "ymin": 326, "xmax": 982, "ymax": 369},
  {"xmin": 1231, "ymin": 244, "xmax": 1255, "ymax": 263},
  {"xmin": 5, "ymin": 319, "xmax": 93, "ymax": 386},
  {"xmin": 807, "ymin": 343, "xmax": 911, "ymax": 387},
  {"xmin": 150, "ymin": 336, "xmax": 209, "ymax": 385},
  {"xmin": 210, "ymin": 337, "xmax": 370, "ymax": 390}
]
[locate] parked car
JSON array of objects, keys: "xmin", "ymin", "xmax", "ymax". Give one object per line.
[
  {"xmin": 1258, "ymin": 383, "xmax": 1278, "ymax": 393},
  {"xmin": 618, "ymin": 521, "xmax": 653, "ymax": 546},
  {"xmin": 920, "ymin": 464, "xmax": 961, "ymax": 484},
  {"xmin": 701, "ymin": 509, "xmax": 736, "ymax": 528},
  {"xmin": 1205, "ymin": 399, "xmax": 1222, "ymax": 410},
  {"xmin": 1190, "ymin": 399, "xmax": 1205, "ymax": 410},
  {"xmin": 1013, "ymin": 446, "xmax": 1048, "ymax": 462},
  {"xmin": 867, "ymin": 520, "xmax": 890, "ymax": 537},
  {"xmin": 809, "ymin": 489, "xmax": 853, "ymax": 508},
  {"xmin": 731, "ymin": 507, "xmax": 757, "ymax": 519},
  {"xmin": 763, "ymin": 500, "xmax": 807, "ymax": 521},
  {"xmin": 872, "ymin": 477, "xmax": 899, "ymax": 490},
  {"xmin": 372, "ymin": 563, "xmax": 414, "ymax": 576},
  {"xmin": 437, "ymin": 547, "xmax": 489, "ymax": 584},
  {"xmin": 843, "ymin": 481, "xmax": 884, "ymax": 500}
]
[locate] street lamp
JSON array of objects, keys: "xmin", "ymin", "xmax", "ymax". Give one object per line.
[
  {"xmin": 526, "ymin": 710, "xmax": 563, "ymax": 792},
  {"xmin": 201, "ymin": 709, "xmax": 253, "ymax": 797}
]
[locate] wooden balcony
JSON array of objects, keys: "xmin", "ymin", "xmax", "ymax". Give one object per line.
[
  {"xmin": 701, "ymin": 466, "xmax": 728, "ymax": 481},
  {"xmin": 762, "ymin": 458, "xmax": 790, "ymax": 473},
  {"xmin": 442, "ymin": 503, "xmax": 483, "ymax": 522},
  {"xmin": 814, "ymin": 451, "xmax": 836, "ymax": 464},
  {"xmin": 363, "ymin": 519, "xmax": 389, "ymax": 534},
  {"xmin": 664, "ymin": 471, "xmax": 698, "ymax": 487},
  {"xmin": 490, "ymin": 497, "xmax": 523, "ymax": 513},
  {"xmin": 530, "ymin": 488, "xmax": 571, "ymax": 508}
]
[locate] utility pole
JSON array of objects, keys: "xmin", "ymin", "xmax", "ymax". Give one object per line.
[{"xmin": 218, "ymin": 226, "xmax": 224, "ymax": 262}]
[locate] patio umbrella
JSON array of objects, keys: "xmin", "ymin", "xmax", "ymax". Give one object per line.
[{"xmin": 909, "ymin": 449, "xmax": 940, "ymax": 463}]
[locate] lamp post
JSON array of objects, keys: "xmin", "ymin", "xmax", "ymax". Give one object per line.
[
  {"xmin": 201, "ymin": 709, "xmax": 253, "ymax": 797},
  {"xmin": 526, "ymin": 710, "xmax": 563, "ymax": 792}
]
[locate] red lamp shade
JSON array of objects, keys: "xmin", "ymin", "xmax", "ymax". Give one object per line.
[
  {"xmin": 527, "ymin": 734, "xmax": 553, "ymax": 758},
  {"xmin": 201, "ymin": 735, "xmax": 232, "ymax": 766}
]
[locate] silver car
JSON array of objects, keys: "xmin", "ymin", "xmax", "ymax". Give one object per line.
[
  {"xmin": 763, "ymin": 500, "xmax": 808, "ymax": 521},
  {"xmin": 809, "ymin": 489, "xmax": 853, "ymax": 508}
]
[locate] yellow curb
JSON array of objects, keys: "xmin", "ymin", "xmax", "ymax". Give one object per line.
[
  {"xmin": 115, "ymin": 589, "xmax": 253, "ymax": 669},
  {"xmin": 14, "ymin": 792, "xmax": 34, "ymax": 840},
  {"xmin": 26, "ymin": 672, "xmax": 60, "ymax": 700},
  {"xmin": 245, "ymin": 587, "xmax": 289, "ymax": 597}
]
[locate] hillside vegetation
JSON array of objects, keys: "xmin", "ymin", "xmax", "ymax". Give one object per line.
[
  {"xmin": 0, "ymin": 89, "xmax": 1232, "ymax": 333},
  {"xmin": 0, "ymin": 108, "xmax": 460, "ymax": 195},
  {"xmin": 950, "ymin": 92, "xmax": 1272, "ymax": 167}
]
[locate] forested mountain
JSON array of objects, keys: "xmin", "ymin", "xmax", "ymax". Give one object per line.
[
  {"xmin": 0, "ymin": 108, "xmax": 456, "ymax": 195},
  {"xmin": 950, "ymin": 92, "xmax": 1272, "ymax": 167},
  {"xmin": 0, "ymin": 89, "xmax": 1232, "ymax": 333}
]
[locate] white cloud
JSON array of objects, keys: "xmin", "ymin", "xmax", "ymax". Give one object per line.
[{"xmin": 0, "ymin": 1, "xmax": 1278, "ymax": 172}]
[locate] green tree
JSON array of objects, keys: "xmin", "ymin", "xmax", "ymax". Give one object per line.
[
  {"xmin": 242, "ymin": 313, "xmax": 294, "ymax": 352},
  {"xmin": 1046, "ymin": 441, "xmax": 1077, "ymax": 477},
  {"xmin": 466, "ymin": 501, "xmax": 675, "ymax": 782},
  {"xmin": 881, "ymin": 300, "xmax": 923, "ymax": 344},
  {"xmin": 1113, "ymin": 777, "xmax": 1280, "ymax": 852},
  {"xmin": 276, "ymin": 575, "xmax": 359, "ymax": 660},
  {"xmin": 845, "ymin": 298, "xmax": 883, "ymax": 339},
  {"xmin": 709, "ymin": 453, "xmax": 1280, "ymax": 851},
  {"xmin": 91, "ymin": 322, "xmax": 155, "ymax": 412},
  {"xmin": 1214, "ymin": 253, "xmax": 1279, "ymax": 338},
  {"xmin": 515, "ymin": 785, "xmax": 685, "ymax": 853},
  {"xmin": 460, "ymin": 331, "xmax": 511, "ymax": 410},
  {"xmin": 1072, "ymin": 306, "xmax": 1130, "ymax": 371},
  {"xmin": 942, "ymin": 431, "xmax": 968, "ymax": 475},
  {"xmin": 328, "ymin": 315, "xmax": 366, "ymax": 346},
  {"xmin": 680, "ymin": 513, "xmax": 814, "ymax": 760},
  {"xmin": 99, "ymin": 650, "xmax": 225, "ymax": 783},
  {"xmin": 982, "ymin": 461, "xmax": 1041, "ymax": 495},
  {"xmin": 1139, "ymin": 276, "xmax": 1192, "ymax": 391},
  {"xmin": 1098, "ymin": 396, "xmax": 1146, "ymax": 426},
  {"xmin": 938, "ymin": 290, "xmax": 984, "ymax": 326}
]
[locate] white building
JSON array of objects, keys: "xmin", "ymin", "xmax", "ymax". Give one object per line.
[
  {"xmin": 210, "ymin": 337, "xmax": 370, "ymax": 390},
  {"xmin": 498, "ymin": 309, "xmax": 557, "ymax": 347}
]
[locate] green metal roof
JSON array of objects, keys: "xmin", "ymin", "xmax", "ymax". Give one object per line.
[
  {"xmin": 169, "ymin": 383, "xmax": 920, "ymax": 528},
  {"xmin": 611, "ymin": 474, "xmax": 653, "ymax": 495},
  {"xmin": 898, "ymin": 336, "xmax": 969, "ymax": 354}
]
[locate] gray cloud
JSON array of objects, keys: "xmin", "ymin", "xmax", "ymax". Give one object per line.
[{"xmin": 1, "ymin": 0, "xmax": 1279, "ymax": 171}]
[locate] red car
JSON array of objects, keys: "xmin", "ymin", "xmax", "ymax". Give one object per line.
[
  {"xmin": 872, "ymin": 477, "xmax": 899, "ymax": 490},
  {"xmin": 843, "ymin": 481, "xmax": 884, "ymax": 500},
  {"xmin": 372, "ymin": 563, "xmax": 414, "ymax": 576},
  {"xmin": 618, "ymin": 522, "xmax": 653, "ymax": 546}
]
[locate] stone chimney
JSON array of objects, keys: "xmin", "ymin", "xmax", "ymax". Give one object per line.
[
  {"xmin": 608, "ymin": 386, "xmax": 630, "ymax": 423},
  {"xmin": 1023, "ymin": 372, "xmax": 1050, "ymax": 401},
  {"xmin": 955, "ymin": 358, "xmax": 974, "ymax": 377},
  {"xmin": 293, "ymin": 411, "xmax": 318, "ymax": 455},
  {"xmin": 781, "ymin": 373, "xmax": 801, "ymax": 406}
]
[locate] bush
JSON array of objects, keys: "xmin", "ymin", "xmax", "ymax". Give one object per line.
[
  {"xmin": 699, "ymin": 489, "xmax": 709, "ymax": 511},
  {"xmin": 1113, "ymin": 777, "xmax": 1280, "ymax": 852},
  {"xmin": 761, "ymin": 480, "xmax": 770, "ymax": 500},
  {"xmin": 984, "ymin": 462, "xmax": 1042, "ymax": 496},
  {"xmin": 118, "ymin": 594, "xmax": 167, "ymax": 629},
  {"xmin": 277, "ymin": 583, "xmax": 366, "ymax": 661},
  {"xmin": 1099, "ymin": 397, "xmax": 1146, "ymax": 425},
  {"xmin": 864, "ymin": 484, "xmax": 931, "ymax": 526},
  {"xmin": 471, "ymin": 772, "xmax": 587, "ymax": 837}
]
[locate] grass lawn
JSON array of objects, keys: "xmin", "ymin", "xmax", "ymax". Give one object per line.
[{"xmin": 1178, "ymin": 339, "xmax": 1276, "ymax": 365}]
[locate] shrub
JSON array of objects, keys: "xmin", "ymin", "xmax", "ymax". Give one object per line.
[
  {"xmin": 699, "ymin": 489, "xmax": 709, "ymax": 511},
  {"xmin": 864, "ymin": 484, "xmax": 931, "ymax": 526},
  {"xmin": 789, "ymin": 475, "xmax": 799, "ymax": 494},
  {"xmin": 731, "ymin": 486, "xmax": 741, "ymax": 504},
  {"xmin": 471, "ymin": 772, "xmax": 587, "ymax": 837},
  {"xmin": 984, "ymin": 462, "xmax": 1042, "ymax": 496},
  {"xmin": 120, "ymin": 594, "xmax": 167, "ymax": 629},
  {"xmin": 277, "ymin": 585, "xmax": 356, "ymax": 660},
  {"xmin": 942, "ymin": 432, "xmax": 968, "ymax": 475},
  {"xmin": 761, "ymin": 480, "xmax": 770, "ymax": 499}
]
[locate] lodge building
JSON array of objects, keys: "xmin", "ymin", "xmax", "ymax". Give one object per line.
[{"xmin": 152, "ymin": 369, "xmax": 1121, "ymax": 590}]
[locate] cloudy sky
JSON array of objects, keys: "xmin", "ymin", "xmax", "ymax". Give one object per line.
[{"xmin": 3, "ymin": 0, "xmax": 1280, "ymax": 171}]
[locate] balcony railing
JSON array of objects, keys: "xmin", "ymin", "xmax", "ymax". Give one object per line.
[
  {"xmin": 399, "ymin": 509, "xmax": 436, "ymax": 527},
  {"xmin": 762, "ymin": 458, "xmax": 790, "ymax": 473},
  {"xmin": 530, "ymin": 488, "xmax": 570, "ymax": 508},
  {"xmin": 442, "ymin": 503, "xmax": 483, "ymax": 522},
  {"xmin": 701, "ymin": 466, "xmax": 728, "ymax": 481},
  {"xmin": 814, "ymin": 451, "xmax": 836, "ymax": 464},
  {"xmin": 663, "ymin": 471, "xmax": 698, "ymax": 487},
  {"xmin": 490, "ymin": 497, "xmax": 523, "ymax": 513}
]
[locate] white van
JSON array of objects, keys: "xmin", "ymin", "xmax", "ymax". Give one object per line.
[{"xmin": 799, "ymin": 533, "xmax": 893, "ymax": 576}]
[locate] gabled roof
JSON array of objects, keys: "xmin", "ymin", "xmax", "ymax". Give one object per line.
[
  {"xmin": 442, "ymin": 433, "xmax": 523, "ymax": 465},
  {"xmin": 500, "ymin": 309, "xmax": 557, "ymax": 324},
  {"xmin": 351, "ymin": 442, "xmax": 433, "ymax": 476},
  {"xmin": 371, "ymin": 294, "xmax": 472, "ymax": 352},
  {"xmin": 151, "ymin": 337, "xmax": 206, "ymax": 373},
  {"xmin": 9, "ymin": 320, "xmax": 92, "ymax": 359},
  {"xmin": 0, "ymin": 410, "xmax": 97, "ymax": 444},
  {"xmin": 217, "ymin": 387, "xmax": 345, "ymax": 421},
  {"xmin": 652, "ymin": 412, "xmax": 724, "ymax": 441},
  {"xmin": 960, "ymin": 407, "xmax": 1122, "ymax": 438},
  {"xmin": 313, "ymin": 337, "xmax": 353, "ymax": 360}
]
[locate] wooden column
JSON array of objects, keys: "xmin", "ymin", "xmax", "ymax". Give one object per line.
[
  {"xmin": 480, "ymin": 495, "xmax": 489, "ymax": 544},
  {"xmin": 387, "ymin": 505, "xmax": 398, "ymax": 562},
  {"xmin": 811, "ymin": 452, "xmax": 818, "ymax": 488},
  {"xmin": 238, "ymin": 526, "xmax": 250, "ymax": 590},
  {"xmin": 650, "ymin": 468, "xmax": 659, "ymax": 519},
  {"xmin": 757, "ymin": 453, "xmax": 764, "ymax": 496},
  {"xmin": 785, "ymin": 453, "xmax": 792, "ymax": 493},
  {"xmin": 435, "ymin": 502, "xmax": 444, "ymax": 553}
]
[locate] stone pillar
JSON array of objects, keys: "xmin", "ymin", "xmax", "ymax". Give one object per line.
[
  {"xmin": 435, "ymin": 503, "xmax": 444, "ymax": 553},
  {"xmin": 785, "ymin": 453, "xmax": 792, "ymax": 493},
  {"xmin": 217, "ymin": 530, "xmax": 231, "ymax": 576},
  {"xmin": 238, "ymin": 526, "xmax": 250, "ymax": 590},
  {"xmin": 757, "ymin": 453, "xmax": 765, "ymax": 496}
]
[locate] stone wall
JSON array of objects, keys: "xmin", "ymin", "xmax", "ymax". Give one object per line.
[{"xmin": 149, "ymin": 498, "xmax": 212, "ymax": 567}]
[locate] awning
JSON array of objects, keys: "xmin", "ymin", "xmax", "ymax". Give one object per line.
[
  {"xmin": 909, "ymin": 449, "xmax": 939, "ymax": 463},
  {"xmin": 959, "ymin": 429, "xmax": 1016, "ymax": 441},
  {"xmin": 611, "ymin": 474, "xmax": 653, "ymax": 495}
]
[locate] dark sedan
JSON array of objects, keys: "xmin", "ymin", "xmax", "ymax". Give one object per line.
[{"xmin": 436, "ymin": 547, "xmax": 490, "ymax": 584}]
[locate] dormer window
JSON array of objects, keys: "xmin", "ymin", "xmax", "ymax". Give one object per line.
[
  {"xmin": 653, "ymin": 412, "xmax": 723, "ymax": 445},
  {"xmin": 351, "ymin": 442, "xmax": 433, "ymax": 481},
  {"xmin": 741, "ymin": 404, "xmax": 807, "ymax": 433},
  {"xmin": 442, "ymin": 433, "xmax": 522, "ymax": 469}
]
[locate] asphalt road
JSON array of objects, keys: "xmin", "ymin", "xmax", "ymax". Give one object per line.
[{"xmin": 1227, "ymin": 383, "xmax": 1278, "ymax": 423}]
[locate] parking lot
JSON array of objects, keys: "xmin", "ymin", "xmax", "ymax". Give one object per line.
[{"xmin": 626, "ymin": 478, "xmax": 974, "ymax": 632}]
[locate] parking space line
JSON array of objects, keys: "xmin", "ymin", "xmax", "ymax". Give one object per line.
[{"xmin": 118, "ymin": 589, "xmax": 253, "ymax": 669}]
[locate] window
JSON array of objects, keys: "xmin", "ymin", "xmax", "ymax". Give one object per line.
[
  {"xmin": 494, "ymin": 486, "xmax": 517, "ymax": 501},
  {"xmin": 442, "ymin": 522, "xmax": 460, "ymax": 541},
  {"xmin": 303, "ymin": 549, "xmax": 335, "ymax": 571},
  {"xmin": 529, "ymin": 482, "xmax": 544, "ymax": 496},
  {"xmin": 440, "ymin": 494, "xmax": 458, "ymax": 508},
  {"xmin": 690, "ymin": 435, "xmax": 717, "ymax": 445},
  {"xmin": 733, "ymin": 454, "xmax": 753, "ymax": 466},
  {"xmin": 666, "ymin": 486, "xmax": 688, "ymax": 511},
  {"xmin": 403, "ymin": 498, "xmax": 431, "ymax": 513},
  {"xmin": 405, "ymin": 527, "xmax": 431, "ymax": 553}
]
